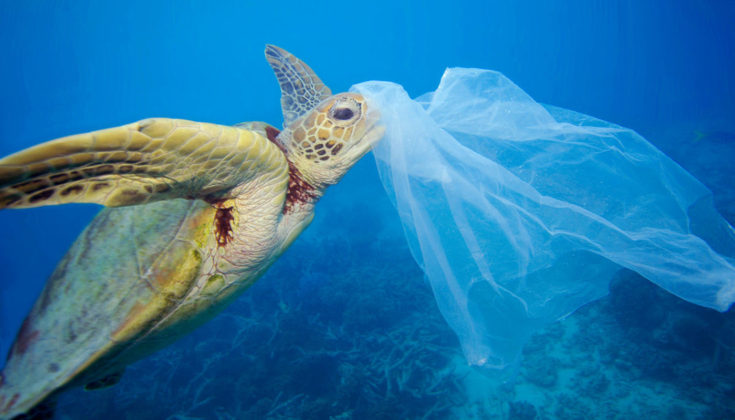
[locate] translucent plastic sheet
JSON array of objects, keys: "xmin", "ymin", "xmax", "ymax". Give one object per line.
[{"xmin": 351, "ymin": 68, "xmax": 735, "ymax": 369}]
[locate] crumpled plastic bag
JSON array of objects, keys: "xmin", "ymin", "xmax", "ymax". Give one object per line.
[{"xmin": 351, "ymin": 68, "xmax": 735, "ymax": 369}]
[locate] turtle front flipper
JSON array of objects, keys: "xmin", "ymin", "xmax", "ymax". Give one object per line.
[
  {"xmin": 265, "ymin": 44, "xmax": 332, "ymax": 127},
  {"xmin": 0, "ymin": 118, "xmax": 287, "ymax": 209}
]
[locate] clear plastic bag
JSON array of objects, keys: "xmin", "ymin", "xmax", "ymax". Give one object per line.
[{"xmin": 351, "ymin": 68, "xmax": 735, "ymax": 369}]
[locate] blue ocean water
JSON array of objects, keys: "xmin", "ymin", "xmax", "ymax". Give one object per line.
[{"xmin": 1, "ymin": 1, "xmax": 734, "ymax": 418}]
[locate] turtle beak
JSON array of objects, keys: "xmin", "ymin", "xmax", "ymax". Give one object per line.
[
  {"xmin": 363, "ymin": 124, "xmax": 386, "ymax": 151},
  {"xmin": 339, "ymin": 119, "xmax": 384, "ymax": 170},
  {"xmin": 350, "ymin": 107, "xmax": 385, "ymax": 161},
  {"xmin": 361, "ymin": 105, "xmax": 385, "ymax": 150}
]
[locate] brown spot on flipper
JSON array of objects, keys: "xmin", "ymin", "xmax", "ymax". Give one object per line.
[
  {"xmin": 60, "ymin": 185, "xmax": 84, "ymax": 196},
  {"xmin": 118, "ymin": 164, "xmax": 134, "ymax": 174},
  {"xmin": 65, "ymin": 171, "xmax": 85, "ymax": 183},
  {"xmin": 28, "ymin": 189, "xmax": 54, "ymax": 204},
  {"xmin": 14, "ymin": 179, "xmax": 51, "ymax": 195},
  {"xmin": 3, "ymin": 393, "xmax": 18, "ymax": 413},
  {"xmin": 49, "ymin": 173, "xmax": 70, "ymax": 184},
  {"xmin": 0, "ymin": 194, "xmax": 22, "ymax": 207},
  {"xmin": 213, "ymin": 204, "xmax": 235, "ymax": 247},
  {"xmin": 92, "ymin": 182, "xmax": 111, "ymax": 192},
  {"xmin": 12, "ymin": 318, "xmax": 40, "ymax": 356},
  {"xmin": 82, "ymin": 164, "xmax": 115, "ymax": 177}
]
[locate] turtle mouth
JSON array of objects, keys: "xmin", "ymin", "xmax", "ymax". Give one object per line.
[
  {"xmin": 361, "ymin": 108, "xmax": 385, "ymax": 149},
  {"xmin": 340, "ymin": 119, "xmax": 384, "ymax": 167},
  {"xmin": 363, "ymin": 123, "xmax": 386, "ymax": 149}
]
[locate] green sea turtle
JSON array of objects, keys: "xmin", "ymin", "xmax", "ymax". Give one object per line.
[{"xmin": 0, "ymin": 45, "xmax": 384, "ymax": 419}]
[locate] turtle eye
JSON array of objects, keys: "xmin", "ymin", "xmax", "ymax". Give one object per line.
[
  {"xmin": 332, "ymin": 107, "xmax": 354, "ymax": 120},
  {"xmin": 329, "ymin": 97, "xmax": 361, "ymax": 124}
]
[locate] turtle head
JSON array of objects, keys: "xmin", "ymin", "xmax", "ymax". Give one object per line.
[
  {"xmin": 265, "ymin": 45, "xmax": 384, "ymax": 191},
  {"xmin": 283, "ymin": 93, "xmax": 383, "ymax": 188}
]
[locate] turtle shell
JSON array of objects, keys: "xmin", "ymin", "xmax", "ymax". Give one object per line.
[{"xmin": 0, "ymin": 198, "xmax": 218, "ymax": 416}]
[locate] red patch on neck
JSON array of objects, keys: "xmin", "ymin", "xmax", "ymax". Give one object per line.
[
  {"xmin": 265, "ymin": 125, "xmax": 281, "ymax": 146},
  {"xmin": 13, "ymin": 317, "xmax": 40, "ymax": 356},
  {"xmin": 262, "ymin": 124, "xmax": 319, "ymax": 214},
  {"xmin": 283, "ymin": 163, "xmax": 318, "ymax": 214}
]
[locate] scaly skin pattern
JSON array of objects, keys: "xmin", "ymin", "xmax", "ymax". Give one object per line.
[{"xmin": 0, "ymin": 129, "xmax": 291, "ymax": 418}]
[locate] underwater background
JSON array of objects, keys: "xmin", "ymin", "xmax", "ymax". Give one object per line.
[{"xmin": 1, "ymin": 1, "xmax": 734, "ymax": 419}]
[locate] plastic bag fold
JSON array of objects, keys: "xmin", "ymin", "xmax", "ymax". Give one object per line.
[{"xmin": 351, "ymin": 68, "xmax": 735, "ymax": 369}]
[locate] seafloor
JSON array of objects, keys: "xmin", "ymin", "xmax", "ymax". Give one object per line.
[{"xmin": 42, "ymin": 128, "xmax": 735, "ymax": 419}]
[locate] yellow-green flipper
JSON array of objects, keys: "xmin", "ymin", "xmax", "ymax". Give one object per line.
[
  {"xmin": 265, "ymin": 44, "xmax": 332, "ymax": 127},
  {"xmin": 0, "ymin": 118, "xmax": 286, "ymax": 209}
]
